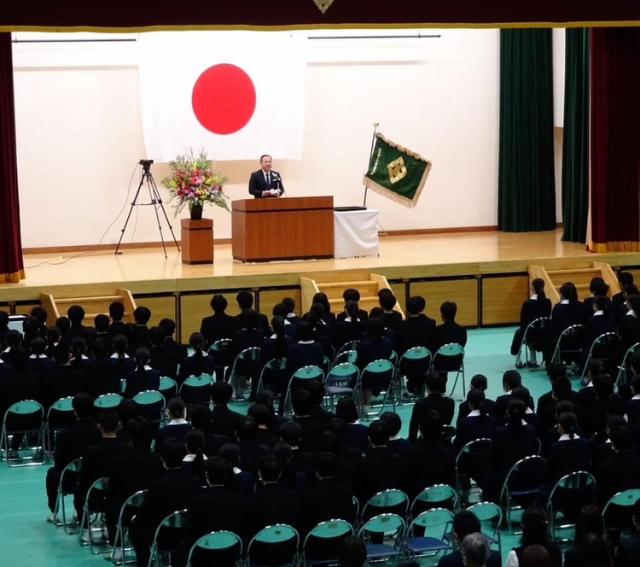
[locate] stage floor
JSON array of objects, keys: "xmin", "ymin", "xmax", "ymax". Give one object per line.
[{"xmin": 3, "ymin": 228, "xmax": 640, "ymax": 303}]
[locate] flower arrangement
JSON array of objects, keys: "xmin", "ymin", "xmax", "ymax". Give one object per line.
[{"xmin": 162, "ymin": 150, "xmax": 229, "ymax": 216}]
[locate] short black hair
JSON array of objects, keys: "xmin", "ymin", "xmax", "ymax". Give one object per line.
[
  {"xmin": 425, "ymin": 372, "xmax": 445, "ymax": 393},
  {"xmin": 94, "ymin": 313, "xmax": 109, "ymax": 333},
  {"xmin": 379, "ymin": 292, "xmax": 397, "ymax": 311},
  {"xmin": 470, "ymin": 374, "xmax": 488, "ymax": 390},
  {"xmin": 98, "ymin": 410, "xmax": 120, "ymax": 433},
  {"xmin": 440, "ymin": 301, "xmax": 457, "ymax": 320},
  {"xmin": 236, "ymin": 290, "xmax": 254, "ymax": 309},
  {"xmin": 167, "ymin": 397, "xmax": 186, "ymax": 419},
  {"xmin": 503, "ymin": 369, "xmax": 522, "ymax": 390},
  {"xmin": 282, "ymin": 297, "xmax": 295, "ymax": 313},
  {"xmin": 343, "ymin": 288, "xmax": 360, "ymax": 302},
  {"xmin": 406, "ymin": 296, "xmax": 424, "ymax": 316},
  {"xmin": 30, "ymin": 306, "xmax": 48, "ymax": 325},
  {"xmin": 133, "ymin": 306, "xmax": 151, "ymax": 325},
  {"xmin": 159, "ymin": 318, "xmax": 176, "ymax": 336},
  {"xmin": 278, "ymin": 421, "xmax": 302, "ymax": 445},
  {"xmin": 368, "ymin": 419, "xmax": 390, "ymax": 446},
  {"xmin": 380, "ymin": 411, "xmax": 402, "ymax": 437},
  {"xmin": 258, "ymin": 456, "xmax": 282, "ymax": 482},
  {"xmin": 205, "ymin": 456, "xmax": 229, "ymax": 485},
  {"xmin": 72, "ymin": 392, "xmax": 94, "ymax": 419},
  {"xmin": 160, "ymin": 438, "xmax": 185, "ymax": 469},
  {"xmin": 109, "ymin": 301, "xmax": 125, "ymax": 321},
  {"xmin": 210, "ymin": 294, "xmax": 228, "ymax": 312},
  {"xmin": 248, "ymin": 403, "xmax": 272, "ymax": 426},
  {"xmin": 315, "ymin": 452, "xmax": 338, "ymax": 478},
  {"xmin": 126, "ymin": 416, "xmax": 153, "ymax": 450},
  {"xmin": 236, "ymin": 417, "xmax": 259, "ymax": 442},
  {"xmin": 259, "ymin": 154, "xmax": 272, "ymax": 164},
  {"xmin": 418, "ymin": 409, "xmax": 443, "ymax": 440},
  {"xmin": 212, "ymin": 382, "xmax": 233, "ymax": 405},
  {"xmin": 292, "ymin": 388, "xmax": 313, "ymax": 416},
  {"xmin": 453, "ymin": 510, "xmax": 481, "ymax": 539},
  {"xmin": 67, "ymin": 305, "xmax": 85, "ymax": 324},
  {"xmin": 338, "ymin": 537, "xmax": 367, "ymax": 567}
]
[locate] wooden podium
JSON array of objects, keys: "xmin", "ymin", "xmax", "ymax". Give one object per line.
[
  {"xmin": 181, "ymin": 218, "xmax": 213, "ymax": 264},
  {"xmin": 232, "ymin": 196, "xmax": 334, "ymax": 262}
]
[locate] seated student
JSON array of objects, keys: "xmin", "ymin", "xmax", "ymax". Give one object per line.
[
  {"xmin": 595, "ymin": 422, "xmax": 640, "ymax": 506},
  {"xmin": 619, "ymin": 294, "xmax": 640, "ymax": 355},
  {"xmin": 617, "ymin": 500, "xmax": 640, "ymax": 567},
  {"xmin": 357, "ymin": 317, "xmax": 393, "ymax": 371},
  {"xmin": 106, "ymin": 417, "xmax": 163, "ymax": 543},
  {"xmin": 301, "ymin": 452, "xmax": 356, "ymax": 535},
  {"xmin": 354, "ymin": 420, "xmax": 406, "ymax": 504},
  {"xmin": 612, "ymin": 272, "xmax": 634, "ymax": 316},
  {"xmin": 309, "ymin": 292, "xmax": 335, "ymax": 328},
  {"xmin": 395, "ymin": 295, "xmax": 437, "ymax": 356},
  {"xmin": 181, "ymin": 430, "xmax": 208, "ymax": 482},
  {"xmin": 626, "ymin": 376, "xmax": 640, "ymax": 424},
  {"xmin": 511, "ymin": 277, "xmax": 553, "ymax": 356},
  {"xmin": 486, "ymin": 399, "xmax": 540, "ymax": 502},
  {"xmin": 495, "ymin": 370, "xmax": 525, "ymax": 424},
  {"xmin": 130, "ymin": 439, "xmax": 202, "ymax": 567},
  {"xmin": 199, "ymin": 294, "xmax": 237, "ymax": 347},
  {"xmin": 546, "ymin": 411, "xmax": 590, "ymax": 484},
  {"xmin": 506, "ymin": 507, "xmax": 562, "ymax": 567},
  {"xmin": 235, "ymin": 417, "xmax": 271, "ymax": 477},
  {"xmin": 128, "ymin": 306, "xmax": 152, "ymax": 354},
  {"xmin": 369, "ymin": 289, "xmax": 403, "ymax": 332},
  {"xmin": 75, "ymin": 410, "xmax": 133, "ymax": 519},
  {"xmin": 107, "ymin": 301, "xmax": 130, "ymax": 339},
  {"xmin": 261, "ymin": 315, "xmax": 290, "ymax": 368},
  {"xmin": 66, "ymin": 305, "xmax": 96, "ymax": 344},
  {"xmin": 0, "ymin": 353, "xmax": 19, "ymax": 427},
  {"xmin": 511, "ymin": 386, "xmax": 539, "ymax": 431},
  {"xmin": 86, "ymin": 338, "xmax": 121, "ymax": 398},
  {"xmin": 235, "ymin": 290, "xmax": 270, "ymax": 337},
  {"xmin": 434, "ymin": 301, "xmax": 468, "ymax": 351},
  {"xmin": 437, "ymin": 510, "xmax": 501, "ymax": 567},
  {"xmin": 563, "ymin": 505, "xmax": 612, "ymax": 567},
  {"xmin": 336, "ymin": 288, "xmax": 369, "ymax": 322},
  {"xmin": 124, "ymin": 348, "xmax": 160, "ymax": 397},
  {"xmin": 248, "ymin": 456, "xmax": 301, "ymax": 536},
  {"xmin": 272, "ymin": 303, "xmax": 296, "ymax": 340},
  {"xmin": 545, "ymin": 282, "xmax": 583, "ymax": 363},
  {"xmin": 380, "ymin": 411, "xmax": 410, "ymax": 453},
  {"xmin": 536, "ymin": 376, "xmax": 577, "ymax": 441},
  {"xmin": 158, "ymin": 318, "xmax": 187, "ymax": 374},
  {"xmin": 582, "ymin": 277, "xmax": 612, "ymax": 322},
  {"xmin": 304, "ymin": 304, "xmax": 334, "ymax": 358},
  {"xmin": 156, "ymin": 397, "xmax": 192, "ymax": 447},
  {"xmin": 210, "ymin": 382, "xmax": 244, "ymax": 439},
  {"xmin": 218, "ymin": 442, "xmax": 256, "ymax": 498},
  {"xmin": 409, "ymin": 373, "xmax": 455, "ymax": 442},
  {"xmin": 404, "ymin": 410, "xmax": 456, "ymax": 498},
  {"xmin": 454, "ymin": 389, "xmax": 497, "ymax": 452},
  {"xmin": 281, "ymin": 297, "xmax": 300, "ymax": 325},
  {"xmin": 26, "ymin": 336, "xmax": 55, "ymax": 402},
  {"xmin": 45, "ymin": 325, "xmax": 64, "ymax": 360},
  {"xmin": 0, "ymin": 309, "xmax": 8, "ymax": 345},
  {"xmin": 248, "ymin": 403, "xmax": 280, "ymax": 449},
  {"xmin": 177, "ymin": 333, "xmax": 215, "ymax": 385},
  {"xmin": 185, "ymin": 457, "xmax": 247, "ymax": 550},
  {"xmin": 92, "ymin": 313, "xmax": 112, "ymax": 352},
  {"xmin": 335, "ymin": 398, "xmax": 368, "ymax": 453},
  {"xmin": 579, "ymin": 372, "xmax": 615, "ymax": 439},
  {"xmin": 457, "ymin": 374, "xmax": 497, "ymax": 425},
  {"xmin": 286, "ymin": 321, "xmax": 325, "ymax": 377},
  {"xmin": 45, "ymin": 393, "xmax": 101, "ymax": 518},
  {"xmin": 291, "ymin": 389, "xmax": 325, "ymax": 452},
  {"xmin": 332, "ymin": 300, "xmax": 366, "ymax": 350}
]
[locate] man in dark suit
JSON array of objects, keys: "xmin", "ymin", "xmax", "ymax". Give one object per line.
[
  {"xmin": 45, "ymin": 393, "xmax": 101, "ymax": 516},
  {"xmin": 409, "ymin": 373, "xmax": 455, "ymax": 442},
  {"xmin": 248, "ymin": 154, "xmax": 284, "ymax": 198},
  {"xmin": 249, "ymin": 456, "xmax": 300, "ymax": 534},
  {"xmin": 354, "ymin": 420, "xmax": 405, "ymax": 505},
  {"xmin": 286, "ymin": 321, "xmax": 325, "ymax": 377},
  {"xmin": 404, "ymin": 410, "xmax": 456, "ymax": 498},
  {"xmin": 437, "ymin": 511, "xmax": 501, "ymax": 567},
  {"xmin": 435, "ymin": 301, "xmax": 467, "ymax": 350},
  {"xmin": 395, "ymin": 295, "xmax": 437, "ymax": 355},
  {"xmin": 210, "ymin": 382, "xmax": 244, "ymax": 439},
  {"xmin": 200, "ymin": 294, "xmax": 237, "ymax": 347},
  {"xmin": 235, "ymin": 291, "xmax": 270, "ymax": 337}
]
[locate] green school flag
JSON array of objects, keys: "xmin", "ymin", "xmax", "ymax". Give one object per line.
[{"xmin": 364, "ymin": 133, "xmax": 431, "ymax": 208}]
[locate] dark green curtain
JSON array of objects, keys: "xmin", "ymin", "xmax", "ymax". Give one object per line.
[
  {"xmin": 561, "ymin": 29, "xmax": 590, "ymax": 243},
  {"xmin": 498, "ymin": 29, "xmax": 556, "ymax": 232}
]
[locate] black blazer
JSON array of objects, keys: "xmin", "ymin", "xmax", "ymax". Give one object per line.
[
  {"xmin": 546, "ymin": 437, "xmax": 591, "ymax": 483},
  {"xmin": 200, "ymin": 313, "xmax": 238, "ymax": 346},
  {"xmin": 354, "ymin": 446, "xmax": 406, "ymax": 503},
  {"xmin": 409, "ymin": 394, "xmax": 455, "ymax": 442},
  {"xmin": 404, "ymin": 439, "xmax": 455, "ymax": 498},
  {"xmin": 395, "ymin": 315, "xmax": 437, "ymax": 355},
  {"xmin": 434, "ymin": 321, "xmax": 467, "ymax": 351},
  {"xmin": 249, "ymin": 483, "xmax": 300, "ymax": 535},
  {"xmin": 301, "ymin": 478, "xmax": 356, "ymax": 533},
  {"xmin": 616, "ymin": 533, "xmax": 640, "ymax": 567},
  {"xmin": 248, "ymin": 169, "xmax": 284, "ymax": 198},
  {"xmin": 210, "ymin": 405, "xmax": 244, "ymax": 439},
  {"xmin": 520, "ymin": 296, "xmax": 552, "ymax": 327},
  {"xmin": 186, "ymin": 486, "xmax": 247, "ymax": 543}
]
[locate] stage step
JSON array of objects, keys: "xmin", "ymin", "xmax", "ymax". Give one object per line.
[
  {"xmin": 529, "ymin": 262, "xmax": 620, "ymax": 304},
  {"xmin": 300, "ymin": 273, "xmax": 404, "ymax": 319},
  {"xmin": 39, "ymin": 288, "xmax": 137, "ymax": 325}
]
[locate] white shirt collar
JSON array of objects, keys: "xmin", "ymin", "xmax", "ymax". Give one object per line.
[
  {"xmin": 627, "ymin": 309, "xmax": 637, "ymax": 318},
  {"xmin": 190, "ymin": 350, "xmax": 207, "ymax": 357},
  {"xmin": 468, "ymin": 410, "xmax": 482, "ymax": 417},
  {"xmin": 286, "ymin": 313, "xmax": 297, "ymax": 319},
  {"xmin": 525, "ymin": 407, "xmax": 533, "ymax": 414},
  {"xmin": 284, "ymin": 319, "xmax": 291, "ymax": 326},
  {"xmin": 298, "ymin": 340, "xmax": 314, "ymax": 345},
  {"xmin": 558, "ymin": 433, "xmax": 580, "ymax": 441},
  {"xmin": 168, "ymin": 418, "xmax": 188, "ymax": 425},
  {"xmin": 29, "ymin": 354, "xmax": 47, "ymax": 359},
  {"xmin": 3, "ymin": 347, "xmax": 10, "ymax": 353},
  {"xmin": 111, "ymin": 353, "xmax": 130, "ymax": 359},
  {"xmin": 593, "ymin": 310, "xmax": 604, "ymax": 316},
  {"xmin": 183, "ymin": 453, "xmax": 208, "ymax": 462},
  {"xmin": 530, "ymin": 294, "xmax": 538, "ymax": 300},
  {"xmin": 561, "ymin": 299, "xmax": 570, "ymax": 305}
]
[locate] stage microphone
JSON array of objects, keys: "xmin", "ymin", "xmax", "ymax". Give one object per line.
[{"xmin": 273, "ymin": 172, "xmax": 285, "ymax": 196}]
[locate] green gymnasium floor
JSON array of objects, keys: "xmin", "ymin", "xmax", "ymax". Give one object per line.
[{"xmin": 0, "ymin": 326, "xmax": 563, "ymax": 566}]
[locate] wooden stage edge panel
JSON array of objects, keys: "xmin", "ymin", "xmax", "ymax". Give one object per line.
[{"xmin": 3, "ymin": 229, "xmax": 640, "ymax": 341}]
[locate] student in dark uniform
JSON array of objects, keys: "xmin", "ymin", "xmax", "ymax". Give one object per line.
[
  {"xmin": 200, "ymin": 294, "xmax": 237, "ymax": 347},
  {"xmin": 511, "ymin": 278, "xmax": 552, "ymax": 356}
]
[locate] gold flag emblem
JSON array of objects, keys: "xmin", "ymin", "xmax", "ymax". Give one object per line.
[
  {"xmin": 313, "ymin": 0, "xmax": 335, "ymax": 14},
  {"xmin": 387, "ymin": 157, "xmax": 407, "ymax": 184}
]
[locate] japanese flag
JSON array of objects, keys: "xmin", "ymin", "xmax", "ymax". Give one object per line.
[{"xmin": 138, "ymin": 31, "xmax": 305, "ymax": 162}]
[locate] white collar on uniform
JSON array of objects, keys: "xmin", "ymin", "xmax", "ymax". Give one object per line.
[
  {"xmin": 633, "ymin": 394, "xmax": 640, "ymax": 401},
  {"xmin": 558, "ymin": 433, "xmax": 580, "ymax": 441},
  {"xmin": 111, "ymin": 353, "xmax": 130, "ymax": 359},
  {"xmin": 560, "ymin": 299, "xmax": 569, "ymax": 305},
  {"xmin": 468, "ymin": 410, "xmax": 482, "ymax": 417},
  {"xmin": 168, "ymin": 418, "xmax": 188, "ymax": 425},
  {"xmin": 530, "ymin": 294, "xmax": 538, "ymax": 300},
  {"xmin": 29, "ymin": 354, "xmax": 48, "ymax": 359},
  {"xmin": 286, "ymin": 313, "xmax": 297, "ymax": 319},
  {"xmin": 626, "ymin": 309, "xmax": 637, "ymax": 318},
  {"xmin": 298, "ymin": 340, "xmax": 314, "ymax": 345},
  {"xmin": 183, "ymin": 453, "xmax": 208, "ymax": 463},
  {"xmin": 593, "ymin": 310, "xmax": 604, "ymax": 316},
  {"xmin": 525, "ymin": 407, "xmax": 533, "ymax": 414}
]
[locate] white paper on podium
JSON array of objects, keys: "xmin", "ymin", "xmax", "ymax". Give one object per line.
[{"xmin": 333, "ymin": 209, "xmax": 380, "ymax": 259}]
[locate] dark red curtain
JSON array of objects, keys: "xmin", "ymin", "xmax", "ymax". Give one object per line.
[
  {"xmin": 589, "ymin": 28, "xmax": 640, "ymax": 252},
  {"xmin": 1, "ymin": 0, "xmax": 640, "ymax": 29},
  {"xmin": 0, "ymin": 33, "xmax": 23, "ymax": 282}
]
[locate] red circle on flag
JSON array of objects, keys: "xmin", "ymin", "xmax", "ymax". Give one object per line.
[{"xmin": 192, "ymin": 64, "xmax": 256, "ymax": 135}]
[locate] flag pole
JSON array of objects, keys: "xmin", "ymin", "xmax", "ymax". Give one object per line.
[{"xmin": 363, "ymin": 122, "xmax": 379, "ymax": 208}]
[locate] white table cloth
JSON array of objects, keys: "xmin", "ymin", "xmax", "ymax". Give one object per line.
[{"xmin": 333, "ymin": 208, "xmax": 380, "ymax": 258}]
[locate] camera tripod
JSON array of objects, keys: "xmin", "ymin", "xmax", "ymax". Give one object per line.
[{"xmin": 114, "ymin": 160, "xmax": 180, "ymax": 258}]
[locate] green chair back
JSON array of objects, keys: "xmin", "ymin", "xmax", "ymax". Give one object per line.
[
  {"xmin": 359, "ymin": 513, "xmax": 405, "ymax": 536},
  {"xmin": 7, "ymin": 399, "xmax": 43, "ymax": 416},
  {"xmin": 252, "ymin": 523, "xmax": 298, "ymax": 544},
  {"xmin": 195, "ymin": 530, "xmax": 242, "ymax": 551},
  {"xmin": 367, "ymin": 488, "xmax": 409, "ymax": 511},
  {"xmin": 326, "ymin": 362, "xmax": 359, "ymax": 384},
  {"xmin": 308, "ymin": 519, "xmax": 353, "ymax": 540},
  {"xmin": 413, "ymin": 484, "xmax": 457, "ymax": 512},
  {"xmin": 292, "ymin": 365, "xmax": 324, "ymax": 382},
  {"xmin": 94, "ymin": 393, "xmax": 123, "ymax": 409},
  {"xmin": 334, "ymin": 350, "xmax": 358, "ymax": 365},
  {"xmin": 50, "ymin": 396, "xmax": 75, "ymax": 412},
  {"xmin": 133, "ymin": 389, "xmax": 165, "ymax": 406},
  {"xmin": 159, "ymin": 376, "xmax": 178, "ymax": 397},
  {"xmin": 362, "ymin": 358, "xmax": 394, "ymax": 375},
  {"xmin": 402, "ymin": 346, "xmax": 431, "ymax": 361},
  {"xmin": 409, "ymin": 508, "xmax": 453, "ymax": 538},
  {"xmin": 183, "ymin": 374, "xmax": 213, "ymax": 387}
]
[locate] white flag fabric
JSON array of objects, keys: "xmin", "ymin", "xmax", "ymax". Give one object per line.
[{"xmin": 138, "ymin": 31, "xmax": 305, "ymax": 162}]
